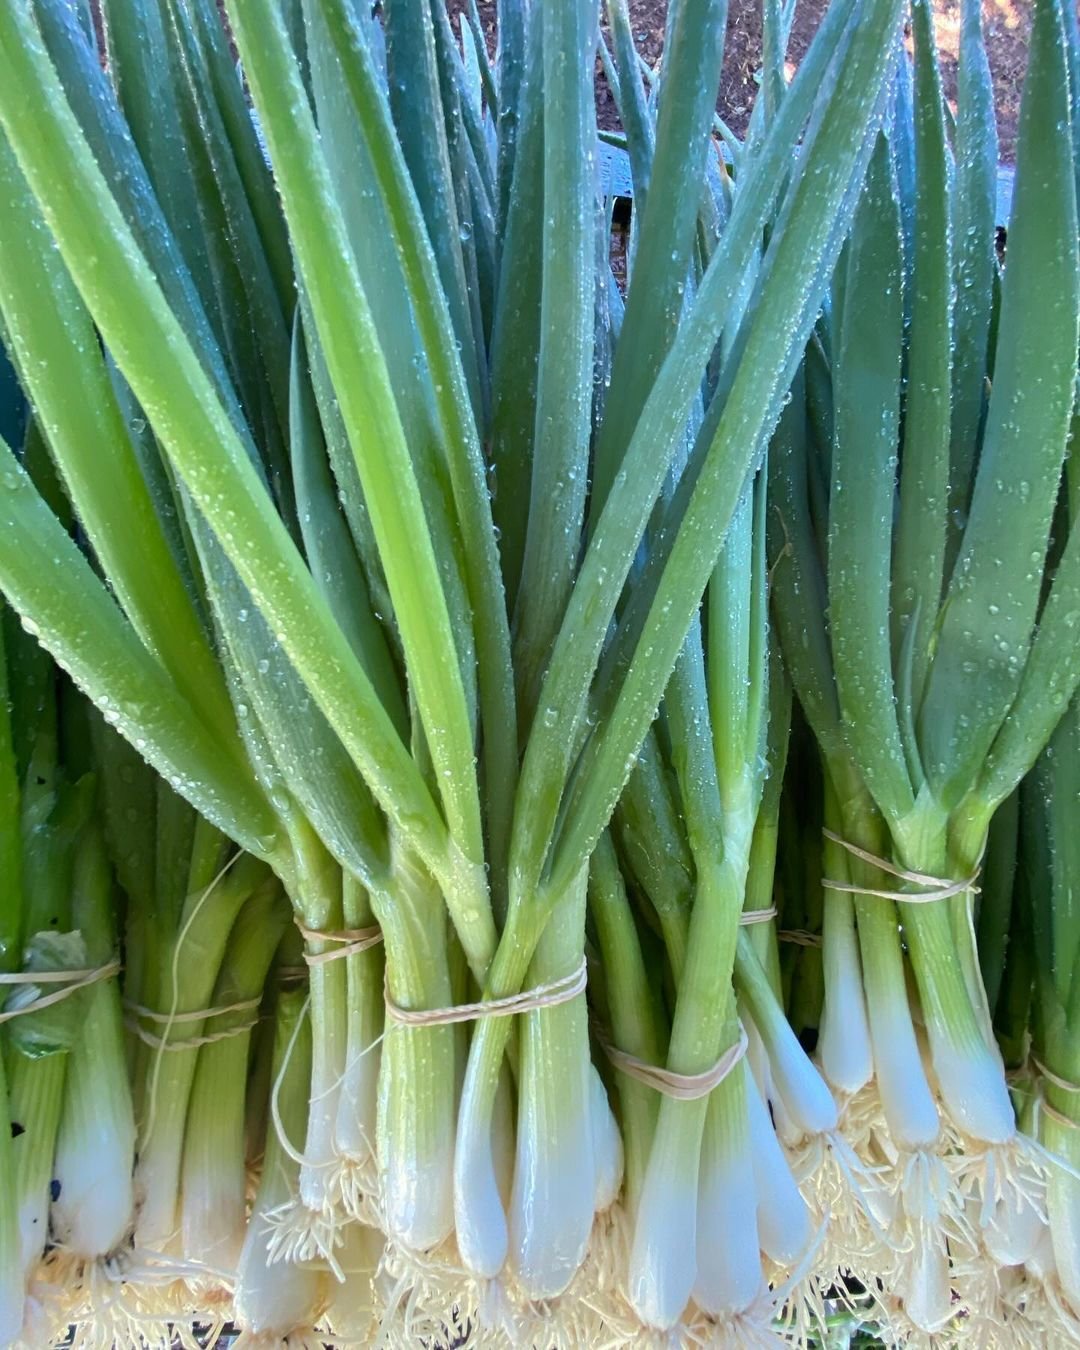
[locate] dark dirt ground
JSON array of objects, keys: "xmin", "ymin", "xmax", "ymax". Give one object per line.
[{"xmin": 449, "ymin": 0, "xmax": 1035, "ymax": 164}]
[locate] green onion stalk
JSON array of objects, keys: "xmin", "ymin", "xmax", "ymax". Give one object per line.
[
  {"xmin": 8, "ymin": 777, "xmax": 97, "ymax": 1308},
  {"xmin": 475, "ymin": 0, "xmax": 619, "ymax": 1301},
  {"xmin": 332, "ymin": 873, "xmax": 384, "ymax": 1215},
  {"xmin": 367, "ymin": 844, "xmax": 461, "ymax": 1254},
  {"xmin": 770, "ymin": 724, "xmax": 825, "ymax": 1052},
  {"xmin": 739, "ymin": 687, "xmax": 828, "ymax": 1272},
  {"xmin": 22, "ymin": 795, "xmax": 139, "ymax": 1346},
  {"xmin": 1022, "ymin": 702, "xmax": 1080, "ymax": 1322},
  {"xmin": 233, "ymin": 985, "xmax": 328, "ymax": 1344},
  {"xmin": 506, "ymin": 867, "xmax": 604, "ymax": 1300},
  {"xmin": 50, "ymin": 821, "xmax": 136, "ymax": 1267},
  {"xmin": 178, "ymin": 880, "xmax": 290, "ymax": 1279}
]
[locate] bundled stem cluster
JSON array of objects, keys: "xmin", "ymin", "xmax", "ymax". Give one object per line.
[{"xmin": 0, "ymin": 0, "xmax": 1077, "ymax": 1345}]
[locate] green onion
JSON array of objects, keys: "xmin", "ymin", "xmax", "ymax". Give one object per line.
[
  {"xmin": 233, "ymin": 985, "xmax": 326, "ymax": 1340},
  {"xmin": 0, "ymin": 0, "xmax": 1076, "ymax": 1343},
  {"xmin": 51, "ymin": 821, "xmax": 136, "ymax": 1265}
]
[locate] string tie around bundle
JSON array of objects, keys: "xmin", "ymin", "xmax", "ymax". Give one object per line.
[
  {"xmin": 1036, "ymin": 1095, "xmax": 1080, "ymax": 1134},
  {"xmin": 0, "ymin": 958, "xmax": 121, "ymax": 1023},
  {"xmin": 778, "ymin": 929, "xmax": 823, "ymax": 948},
  {"xmin": 821, "ymin": 829, "xmax": 981, "ymax": 904},
  {"xmin": 294, "ymin": 916, "xmax": 384, "ymax": 967},
  {"xmin": 737, "ymin": 904, "xmax": 820, "ymax": 945},
  {"xmin": 1034, "ymin": 1058, "xmax": 1080, "ymax": 1095},
  {"xmin": 383, "ymin": 956, "xmax": 588, "ymax": 1027},
  {"xmin": 739, "ymin": 905, "xmax": 777, "ymax": 925},
  {"xmin": 596, "ymin": 1023, "xmax": 750, "ymax": 1102},
  {"xmin": 124, "ymin": 995, "xmax": 263, "ymax": 1051},
  {"xmin": 1033, "ymin": 1058, "xmax": 1080, "ymax": 1133}
]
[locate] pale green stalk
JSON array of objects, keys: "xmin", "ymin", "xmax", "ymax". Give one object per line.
[
  {"xmin": 508, "ymin": 868, "xmax": 597, "ymax": 1298},
  {"xmin": 51, "ymin": 824, "xmax": 135, "ymax": 1261},
  {"xmin": 370, "ymin": 845, "xmax": 459, "ymax": 1251},
  {"xmin": 235, "ymin": 987, "xmax": 326, "ymax": 1338},
  {"xmin": 586, "ymin": 833, "xmax": 664, "ymax": 1215},
  {"xmin": 180, "ymin": 883, "xmax": 289, "ymax": 1271},
  {"xmin": 333, "ymin": 873, "xmax": 384, "ymax": 1173},
  {"xmin": 130, "ymin": 851, "xmax": 270, "ymax": 1248}
]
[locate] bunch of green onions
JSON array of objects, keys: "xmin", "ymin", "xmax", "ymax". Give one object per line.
[
  {"xmin": 0, "ymin": 0, "xmax": 1077, "ymax": 1345},
  {"xmin": 767, "ymin": 0, "xmax": 1080, "ymax": 1333}
]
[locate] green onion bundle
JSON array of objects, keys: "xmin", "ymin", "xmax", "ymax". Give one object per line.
[
  {"xmin": 767, "ymin": 0, "xmax": 1080, "ymax": 1334},
  {"xmin": 0, "ymin": 0, "xmax": 1077, "ymax": 1345}
]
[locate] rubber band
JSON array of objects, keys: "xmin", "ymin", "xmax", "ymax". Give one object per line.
[
  {"xmin": 1034, "ymin": 1058, "xmax": 1080, "ymax": 1095},
  {"xmin": 124, "ymin": 1015, "xmax": 258, "ymax": 1052},
  {"xmin": 739, "ymin": 906, "xmax": 777, "ymax": 925},
  {"xmin": 124, "ymin": 994, "xmax": 262, "ymax": 1051},
  {"xmin": 294, "ymin": 917, "xmax": 384, "ymax": 967},
  {"xmin": 1029, "ymin": 1061, "xmax": 1080, "ymax": 1138},
  {"xmin": 123, "ymin": 995, "xmax": 261, "ymax": 1025},
  {"xmin": 1036, "ymin": 1094, "xmax": 1080, "ymax": 1135},
  {"xmin": 777, "ymin": 929, "xmax": 823, "ymax": 948},
  {"xmin": 0, "ymin": 958, "xmax": 120, "ymax": 1024},
  {"xmin": 383, "ymin": 956, "xmax": 587, "ymax": 1027},
  {"xmin": 821, "ymin": 829, "xmax": 980, "ymax": 904},
  {"xmin": 596, "ymin": 1023, "xmax": 749, "ymax": 1101}
]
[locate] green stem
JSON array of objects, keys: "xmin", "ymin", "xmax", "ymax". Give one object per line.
[
  {"xmin": 831, "ymin": 758, "xmax": 938, "ymax": 1144},
  {"xmin": 335, "ymin": 872, "xmax": 383, "ymax": 1166},
  {"xmin": 52, "ymin": 823, "xmax": 135, "ymax": 1261},
  {"xmin": 235, "ymin": 985, "xmax": 325, "ymax": 1337},
  {"xmin": 974, "ymin": 788, "xmax": 1019, "ymax": 1016},
  {"xmin": 893, "ymin": 801, "xmax": 1014, "ymax": 1142},
  {"xmin": 131, "ymin": 853, "xmax": 268, "ymax": 1248},
  {"xmin": 0, "ymin": 1058, "xmax": 22, "ymax": 1342},
  {"xmin": 10, "ymin": 1050, "xmax": 67, "ymax": 1276},
  {"xmin": 370, "ymin": 845, "xmax": 458, "ymax": 1250},
  {"xmin": 509, "ymin": 867, "xmax": 594, "ymax": 1297},
  {"xmin": 587, "ymin": 833, "xmax": 663, "ymax": 1213},
  {"xmin": 745, "ymin": 813, "xmax": 782, "ymax": 996},
  {"xmin": 180, "ymin": 883, "xmax": 288, "ymax": 1267},
  {"xmin": 454, "ymin": 892, "xmax": 548, "ymax": 1276}
]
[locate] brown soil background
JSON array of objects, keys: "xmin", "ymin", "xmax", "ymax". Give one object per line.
[{"xmin": 449, "ymin": 0, "xmax": 1035, "ymax": 164}]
